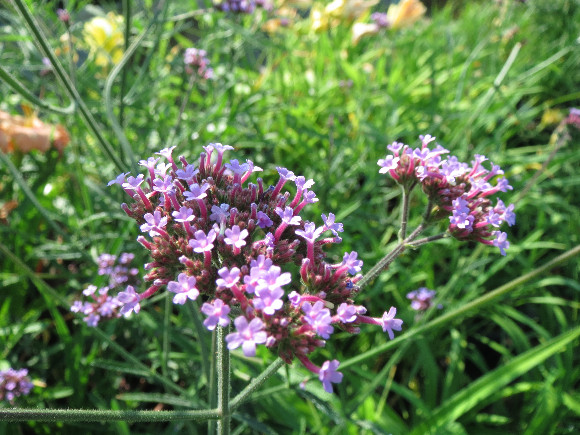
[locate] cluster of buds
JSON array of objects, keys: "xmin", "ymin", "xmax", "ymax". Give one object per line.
[
  {"xmin": 213, "ymin": 0, "xmax": 272, "ymax": 14},
  {"xmin": 109, "ymin": 143, "xmax": 402, "ymax": 393},
  {"xmin": 183, "ymin": 48, "xmax": 213, "ymax": 80},
  {"xmin": 0, "ymin": 368, "xmax": 33, "ymax": 404},
  {"xmin": 378, "ymin": 135, "xmax": 516, "ymax": 255},
  {"xmin": 70, "ymin": 253, "xmax": 140, "ymax": 327},
  {"xmin": 406, "ymin": 287, "xmax": 441, "ymax": 311}
]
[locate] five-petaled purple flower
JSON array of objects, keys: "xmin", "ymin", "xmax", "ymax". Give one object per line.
[
  {"xmin": 381, "ymin": 307, "xmax": 403, "ymax": 340},
  {"xmin": 226, "ymin": 316, "xmax": 268, "ymax": 357},
  {"xmin": 117, "ymin": 286, "xmax": 141, "ymax": 316},
  {"xmin": 319, "ymin": 360, "xmax": 343, "ymax": 394},
  {"xmin": 302, "ymin": 301, "xmax": 334, "ymax": 339},
  {"xmin": 167, "ymin": 273, "xmax": 199, "ymax": 304},
  {"xmin": 201, "ymin": 299, "xmax": 231, "ymax": 330},
  {"xmin": 189, "ymin": 229, "xmax": 217, "ymax": 253}
]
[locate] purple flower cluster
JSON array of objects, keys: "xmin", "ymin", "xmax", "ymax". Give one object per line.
[
  {"xmin": 0, "ymin": 368, "xmax": 33, "ymax": 403},
  {"xmin": 57, "ymin": 8, "xmax": 70, "ymax": 24},
  {"xmin": 213, "ymin": 0, "xmax": 272, "ymax": 14},
  {"xmin": 406, "ymin": 287, "xmax": 442, "ymax": 311},
  {"xmin": 110, "ymin": 143, "xmax": 403, "ymax": 393},
  {"xmin": 371, "ymin": 12, "xmax": 390, "ymax": 29},
  {"xmin": 566, "ymin": 107, "xmax": 580, "ymax": 129},
  {"xmin": 184, "ymin": 48, "xmax": 213, "ymax": 80},
  {"xmin": 71, "ymin": 252, "xmax": 140, "ymax": 327},
  {"xmin": 378, "ymin": 135, "xmax": 516, "ymax": 255}
]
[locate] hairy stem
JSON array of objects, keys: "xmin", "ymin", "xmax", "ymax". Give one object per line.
[{"xmin": 217, "ymin": 325, "xmax": 231, "ymax": 434}]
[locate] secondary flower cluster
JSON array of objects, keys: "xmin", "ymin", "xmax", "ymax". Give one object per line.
[
  {"xmin": 109, "ymin": 143, "xmax": 402, "ymax": 393},
  {"xmin": 213, "ymin": 0, "xmax": 272, "ymax": 14},
  {"xmin": 566, "ymin": 107, "xmax": 580, "ymax": 129},
  {"xmin": 0, "ymin": 368, "xmax": 33, "ymax": 404},
  {"xmin": 184, "ymin": 48, "xmax": 213, "ymax": 80},
  {"xmin": 407, "ymin": 287, "xmax": 441, "ymax": 311},
  {"xmin": 70, "ymin": 253, "xmax": 140, "ymax": 327},
  {"xmin": 378, "ymin": 135, "xmax": 516, "ymax": 255}
]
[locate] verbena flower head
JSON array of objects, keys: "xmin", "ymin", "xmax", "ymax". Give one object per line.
[
  {"xmin": 184, "ymin": 47, "xmax": 213, "ymax": 80},
  {"xmin": 407, "ymin": 287, "xmax": 442, "ymax": 311},
  {"xmin": 57, "ymin": 8, "xmax": 70, "ymax": 24},
  {"xmin": 371, "ymin": 12, "xmax": 390, "ymax": 29},
  {"xmin": 111, "ymin": 143, "xmax": 403, "ymax": 392},
  {"xmin": 566, "ymin": 107, "xmax": 580, "ymax": 129},
  {"xmin": 213, "ymin": 0, "xmax": 272, "ymax": 14},
  {"xmin": 378, "ymin": 134, "xmax": 516, "ymax": 256},
  {"xmin": 0, "ymin": 368, "xmax": 34, "ymax": 404},
  {"xmin": 71, "ymin": 252, "xmax": 140, "ymax": 326}
]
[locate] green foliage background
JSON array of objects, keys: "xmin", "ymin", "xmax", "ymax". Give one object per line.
[{"xmin": 1, "ymin": 0, "xmax": 579, "ymax": 433}]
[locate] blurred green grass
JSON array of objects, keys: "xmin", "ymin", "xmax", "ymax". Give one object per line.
[{"xmin": 1, "ymin": 0, "xmax": 579, "ymax": 433}]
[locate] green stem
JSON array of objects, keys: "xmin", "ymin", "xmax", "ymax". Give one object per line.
[
  {"xmin": 162, "ymin": 292, "xmax": 171, "ymax": 377},
  {"xmin": 119, "ymin": 0, "xmax": 132, "ymax": 127},
  {"xmin": 217, "ymin": 326, "xmax": 231, "ymax": 434},
  {"xmin": 0, "ymin": 66, "xmax": 75, "ymax": 114},
  {"xmin": 358, "ymin": 223, "xmax": 426, "ymax": 289},
  {"xmin": 399, "ymin": 186, "xmax": 411, "ymax": 240},
  {"xmin": 208, "ymin": 329, "xmax": 218, "ymax": 433},
  {"xmin": 0, "ymin": 408, "xmax": 219, "ymax": 423},
  {"xmin": 167, "ymin": 73, "xmax": 197, "ymax": 149},
  {"xmin": 9, "ymin": 0, "xmax": 126, "ymax": 172},
  {"xmin": 64, "ymin": 21, "xmax": 77, "ymax": 91},
  {"xmin": 342, "ymin": 244, "xmax": 580, "ymax": 369},
  {"xmin": 103, "ymin": 1, "xmax": 168, "ymax": 172},
  {"xmin": 407, "ymin": 232, "xmax": 450, "ymax": 248},
  {"xmin": 230, "ymin": 358, "xmax": 286, "ymax": 411},
  {"xmin": 0, "ymin": 153, "xmax": 66, "ymax": 237}
]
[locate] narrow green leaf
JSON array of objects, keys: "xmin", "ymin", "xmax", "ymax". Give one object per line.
[{"xmin": 410, "ymin": 325, "xmax": 580, "ymax": 434}]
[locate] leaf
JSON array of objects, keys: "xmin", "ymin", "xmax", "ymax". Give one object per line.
[{"xmin": 409, "ymin": 325, "xmax": 580, "ymax": 434}]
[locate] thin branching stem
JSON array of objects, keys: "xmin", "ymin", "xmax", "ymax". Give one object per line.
[
  {"xmin": 9, "ymin": 0, "xmax": 126, "ymax": 172},
  {"xmin": 343, "ymin": 244, "xmax": 580, "ymax": 369},
  {"xmin": 0, "ymin": 408, "xmax": 220, "ymax": 423},
  {"xmin": 358, "ymin": 223, "xmax": 426, "ymax": 289},
  {"xmin": 399, "ymin": 186, "xmax": 411, "ymax": 240},
  {"xmin": 407, "ymin": 233, "xmax": 450, "ymax": 248},
  {"xmin": 0, "ymin": 66, "xmax": 75, "ymax": 115},
  {"xmin": 230, "ymin": 358, "xmax": 286, "ymax": 411},
  {"xmin": 167, "ymin": 73, "xmax": 197, "ymax": 149}
]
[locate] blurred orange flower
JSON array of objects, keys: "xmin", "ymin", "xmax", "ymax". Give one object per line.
[
  {"xmin": 0, "ymin": 109, "xmax": 69, "ymax": 154},
  {"xmin": 387, "ymin": 0, "xmax": 426, "ymax": 30}
]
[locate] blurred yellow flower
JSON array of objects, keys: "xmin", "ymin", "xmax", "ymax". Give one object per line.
[
  {"xmin": 0, "ymin": 108, "xmax": 70, "ymax": 154},
  {"xmin": 82, "ymin": 12, "xmax": 124, "ymax": 68},
  {"xmin": 310, "ymin": 3, "xmax": 330, "ymax": 32},
  {"xmin": 387, "ymin": 0, "xmax": 426, "ymax": 30},
  {"xmin": 540, "ymin": 108, "xmax": 564, "ymax": 127},
  {"xmin": 326, "ymin": 0, "xmax": 378, "ymax": 21}
]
